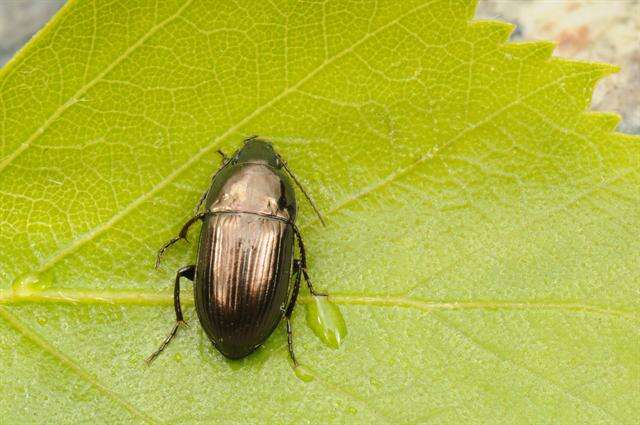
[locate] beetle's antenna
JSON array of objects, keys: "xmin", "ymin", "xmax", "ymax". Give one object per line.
[{"xmin": 278, "ymin": 155, "xmax": 326, "ymax": 227}]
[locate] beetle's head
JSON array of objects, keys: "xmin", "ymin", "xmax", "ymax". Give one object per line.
[{"xmin": 233, "ymin": 136, "xmax": 280, "ymax": 168}]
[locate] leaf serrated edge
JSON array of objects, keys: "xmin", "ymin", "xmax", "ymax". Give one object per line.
[{"xmin": 0, "ymin": 0, "xmax": 78, "ymax": 83}]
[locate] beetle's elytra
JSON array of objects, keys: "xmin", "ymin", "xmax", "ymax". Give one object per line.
[{"xmin": 146, "ymin": 137, "xmax": 326, "ymax": 366}]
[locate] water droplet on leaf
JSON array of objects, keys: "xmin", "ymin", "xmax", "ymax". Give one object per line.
[
  {"xmin": 225, "ymin": 357, "xmax": 243, "ymax": 371},
  {"xmin": 11, "ymin": 272, "xmax": 54, "ymax": 294},
  {"xmin": 12, "ymin": 273, "xmax": 40, "ymax": 293},
  {"xmin": 305, "ymin": 295, "xmax": 347, "ymax": 349},
  {"xmin": 293, "ymin": 364, "xmax": 314, "ymax": 382}
]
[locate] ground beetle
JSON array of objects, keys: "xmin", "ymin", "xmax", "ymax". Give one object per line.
[{"xmin": 146, "ymin": 136, "xmax": 326, "ymax": 367}]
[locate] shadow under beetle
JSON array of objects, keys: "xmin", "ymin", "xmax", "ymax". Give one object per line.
[{"xmin": 146, "ymin": 136, "xmax": 326, "ymax": 367}]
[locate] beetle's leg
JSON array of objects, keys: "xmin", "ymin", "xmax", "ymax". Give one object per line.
[
  {"xmin": 155, "ymin": 212, "xmax": 208, "ymax": 268},
  {"xmin": 193, "ymin": 190, "xmax": 209, "ymax": 215},
  {"xmin": 145, "ymin": 265, "xmax": 195, "ymax": 364},
  {"xmin": 284, "ymin": 259, "xmax": 303, "ymax": 367},
  {"xmin": 293, "ymin": 225, "xmax": 326, "ymax": 296},
  {"xmin": 193, "ymin": 149, "xmax": 229, "ymax": 214},
  {"xmin": 217, "ymin": 149, "xmax": 229, "ymax": 163},
  {"xmin": 277, "ymin": 155, "xmax": 326, "ymax": 226},
  {"xmin": 171, "ymin": 265, "xmax": 194, "ymax": 324}
]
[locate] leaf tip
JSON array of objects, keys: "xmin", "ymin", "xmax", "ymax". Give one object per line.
[
  {"xmin": 467, "ymin": 0, "xmax": 480, "ymax": 20},
  {"xmin": 503, "ymin": 40, "xmax": 556, "ymax": 62},
  {"xmin": 468, "ymin": 20, "xmax": 517, "ymax": 45},
  {"xmin": 583, "ymin": 112, "xmax": 622, "ymax": 133}
]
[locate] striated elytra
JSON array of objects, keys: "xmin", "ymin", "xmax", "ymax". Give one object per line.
[{"xmin": 146, "ymin": 137, "xmax": 326, "ymax": 367}]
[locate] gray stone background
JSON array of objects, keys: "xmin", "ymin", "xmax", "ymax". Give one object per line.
[{"xmin": 1, "ymin": 0, "xmax": 638, "ymax": 133}]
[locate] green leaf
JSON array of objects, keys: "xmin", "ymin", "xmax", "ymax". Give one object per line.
[{"xmin": 0, "ymin": 0, "xmax": 638, "ymax": 423}]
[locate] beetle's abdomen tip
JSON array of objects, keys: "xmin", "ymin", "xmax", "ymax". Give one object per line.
[{"xmin": 217, "ymin": 342, "xmax": 260, "ymax": 360}]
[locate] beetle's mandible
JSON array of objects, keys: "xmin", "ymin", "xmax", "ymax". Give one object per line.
[{"xmin": 146, "ymin": 137, "xmax": 326, "ymax": 367}]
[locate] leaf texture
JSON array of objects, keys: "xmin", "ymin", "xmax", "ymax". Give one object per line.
[{"xmin": 0, "ymin": 1, "xmax": 638, "ymax": 423}]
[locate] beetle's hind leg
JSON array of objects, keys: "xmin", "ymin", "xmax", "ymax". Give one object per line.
[
  {"xmin": 155, "ymin": 213, "xmax": 208, "ymax": 268},
  {"xmin": 293, "ymin": 225, "xmax": 326, "ymax": 297},
  {"xmin": 284, "ymin": 259, "xmax": 303, "ymax": 367},
  {"xmin": 146, "ymin": 265, "xmax": 195, "ymax": 364}
]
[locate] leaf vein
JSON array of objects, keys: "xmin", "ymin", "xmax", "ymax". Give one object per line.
[
  {"xmin": 23, "ymin": 0, "xmax": 440, "ymax": 276},
  {"xmin": 299, "ymin": 71, "xmax": 600, "ymax": 231},
  {"xmin": 301, "ymin": 365, "xmax": 393, "ymax": 423},
  {"xmin": 402, "ymin": 169, "xmax": 637, "ymax": 296},
  {"xmin": 433, "ymin": 313, "xmax": 626, "ymax": 424},
  {"xmin": 0, "ymin": 306, "xmax": 158, "ymax": 424},
  {"xmin": 0, "ymin": 288, "xmax": 635, "ymax": 319},
  {"xmin": 0, "ymin": 0, "xmax": 194, "ymax": 174}
]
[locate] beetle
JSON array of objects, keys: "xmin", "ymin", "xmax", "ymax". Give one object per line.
[{"xmin": 146, "ymin": 136, "xmax": 326, "ymax": 367}]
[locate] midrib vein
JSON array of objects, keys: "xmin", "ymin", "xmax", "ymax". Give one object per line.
[
  {"xmin": 0, "ymin": 306, "xmax": 158, "ymax": 424},
  {"xmin": 0, "ymin": 287, "xmax": 635, "ymax": 319}
]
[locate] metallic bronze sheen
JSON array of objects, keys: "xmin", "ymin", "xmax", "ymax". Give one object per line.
[{"xmin": 194, "ymin": 142, "xmax": 297, "ymax": 358}]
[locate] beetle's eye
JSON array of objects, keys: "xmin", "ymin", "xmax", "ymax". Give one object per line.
[{"xmin": 278, "ymin": 195, "xmax": 287, "ymax": 209}]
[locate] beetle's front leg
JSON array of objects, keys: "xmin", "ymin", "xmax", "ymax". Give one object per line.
[
  {"xmin": 217, "ymin": 149, "xmax": 229, "ymax": 164},
  {"xmin": 193, "ymin": 190, "xmax": 209, "ymax": 215},
  {"xmin": 293, "ymin": 225, "xmax": 326, "ymax": 297},
  {"xmin": 156, "ymin": 212, "xmax": 208, "ymax": 268},
  {"xmin": 145, "ymin": 265, "xmax": 195, "ymax": 364},
  {"xmin": 193, "ymin": 149, "xmax": 230, "ymax": 214}
]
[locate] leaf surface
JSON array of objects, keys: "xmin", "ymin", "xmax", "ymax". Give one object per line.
[{"xmin": 0, "ymin": 1, "xmax": 638, "ymax": 423}]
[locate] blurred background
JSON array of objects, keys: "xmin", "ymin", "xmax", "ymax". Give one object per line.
[{"xmin": 1, "ymin": 0, "xmax": 638, "ymax": 133}]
